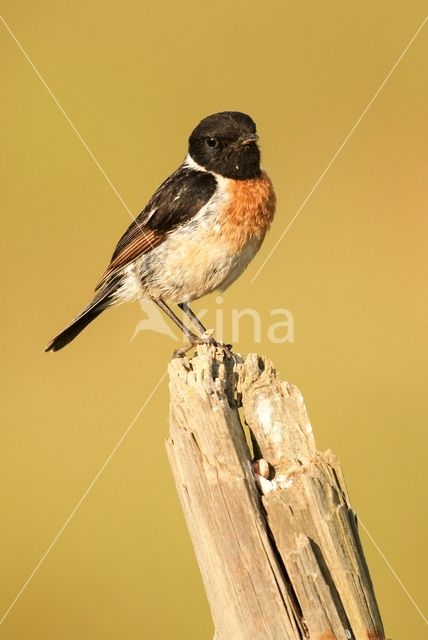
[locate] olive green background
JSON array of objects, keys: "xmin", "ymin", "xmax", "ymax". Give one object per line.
[{"xmin": 1, "ymin": 2, "xmax": 427, "ymax": 638}]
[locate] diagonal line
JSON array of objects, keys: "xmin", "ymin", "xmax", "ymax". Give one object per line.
[
  {"xmin": 0, "ymin": 369, "xmax": 167, "ymax": 626},
  {"xmin": 358, "ymin": 519, "xmax": 428, "ymax": 625},
  {"xmin": 0, "ymin": 15, "xmax": 168, "ymax": 626},
  {"xmin": 0, "ymin": 14, "xmax": 158, "ymax": 255},
  {"xmin": 318, "ymin": 460, "xmax": 427, "ymax": 625},
  {"xmin": 0, "ymin": 15, "xmax": 132, "ymax": 218},
  {"xmin": 2, "ymin": 11, "xmax": 426, "ymax": 630},
  {"xmin": 251, "ymin": 15, "xmax": 428, "ymax": 284}
]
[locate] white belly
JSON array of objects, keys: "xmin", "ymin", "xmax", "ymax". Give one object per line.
[{"xmin": 113, "ymin": 223, "xmax": 261, "ymax": 304}]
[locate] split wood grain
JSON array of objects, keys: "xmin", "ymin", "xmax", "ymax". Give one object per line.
[{"xmin": 166, "ymin": 345, "xmax": 386, "ymax": 640}]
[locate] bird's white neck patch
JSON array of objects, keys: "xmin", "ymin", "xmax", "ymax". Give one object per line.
[
  {"xmin": 184, "ymin": 153, "xmax": 207, "ymax": 172},
  {"xmin": 184, "ymin": 153, "xmax": 230, "ymax": 188}
]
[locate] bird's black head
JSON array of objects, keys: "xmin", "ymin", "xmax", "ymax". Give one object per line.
[{"xmin": 188, "ymin": 111, "xmax": 261, "ymax": 180}]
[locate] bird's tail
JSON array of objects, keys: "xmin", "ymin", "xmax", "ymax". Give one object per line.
[{"xmin": 45, "ymin": 290, "xmax": 115, "ymax": 353}]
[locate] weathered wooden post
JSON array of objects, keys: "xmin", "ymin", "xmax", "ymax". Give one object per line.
[{"xmin": 166, "ymin": 345, "xmax": 386, "ymax": 640}]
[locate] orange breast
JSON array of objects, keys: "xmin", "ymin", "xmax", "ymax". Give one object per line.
[{"xmin": 221, "ymin": 170, "xmax": 276, "ymax": 252}]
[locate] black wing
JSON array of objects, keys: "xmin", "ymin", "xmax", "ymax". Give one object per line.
[{"xmin": 96, "ymin": 165, "xmax": 217, "ymax": 288}]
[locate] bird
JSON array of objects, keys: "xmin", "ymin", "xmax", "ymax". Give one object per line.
[{"xmin": 45, "ymin": 111, "xmax": 276, "ymax": 355}]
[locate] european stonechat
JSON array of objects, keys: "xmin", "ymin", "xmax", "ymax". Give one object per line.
[{"xmin": 46, "ymin": 111, "xmax": 276, "ymax": 354}]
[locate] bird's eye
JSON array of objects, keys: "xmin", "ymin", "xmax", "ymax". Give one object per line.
[{"xmin": 206, "ymin": 137, "xmax": 218, "ymax": 148}]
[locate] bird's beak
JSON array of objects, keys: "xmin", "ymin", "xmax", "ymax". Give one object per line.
[{"xmin": 240, "ymin": 133, "xmax": 259, "ymax": 145}]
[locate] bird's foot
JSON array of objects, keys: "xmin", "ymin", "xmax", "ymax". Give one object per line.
[
  {"xmin": 172, "ymin": 331, "xmax": 233, "ymax": 359},
  {"xmin": 210, "ymin": 338, "xmax": 233, "ymax": 352},
  {"xmin": 200, "ymin": 330, "xmax": 233, "ymax": 353},
  {"xmin": 173, "ymin": 336, "xmax": 200, "ymax": 358}
]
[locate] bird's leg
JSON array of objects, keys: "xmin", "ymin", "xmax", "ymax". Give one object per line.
[
  {"xmin": 153, "ymin": 299, "xmax": 201, "ymax": 358},
  {"xmin": 178, "ymin": 302, "xmax": 208, "ymax": 334},
  {"xmin": 178, "ymin": 302, "xmax": 233, "ymax": 351},
  {"xmin": 154, "ymin": 298, "xmax": 198, "ymax": 340}
]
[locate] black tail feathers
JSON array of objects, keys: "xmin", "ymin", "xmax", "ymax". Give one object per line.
[{"xmin": 45, "ymin": 295, "xmax": 113, "ymax": 352}]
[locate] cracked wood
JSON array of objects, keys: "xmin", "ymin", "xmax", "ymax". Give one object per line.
[{"xmin": 166, "ymin": 346, "xmax": 386, "ymax": 640}]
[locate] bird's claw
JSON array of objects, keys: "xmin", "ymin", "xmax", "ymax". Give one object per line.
[{"xmin": 172, "ymin": 332, "xmax": 233, "ymax": 359}]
